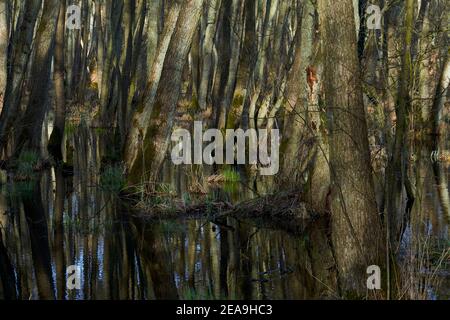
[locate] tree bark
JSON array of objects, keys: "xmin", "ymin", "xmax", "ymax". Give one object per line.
[
  {"xmin": 126, "ymin": 0, "xmax": 205, "ymax": 185},
  {"xmin": 385, "ymin": 0, "xmax": 414, "ymax": 245},
  {"xmin": 124, "ymin": 1, "xmax": 181, "ymax": 175},
  {"xmin": 13, "ymin": 0, "xmax": 60, "ymax": 156},
  {"xmin": 0, "ymin": 0, "xmax": 9, "ymax": 107},
  {"xmin": 318, "ymin": 0, "xmax": 384, "ymax": 297},
  {"xmin": 198, "ymin": 0, "xmax": 221, "ymax": 110},
  {"xmin": 48, "ymin": 1, "xmax": 66, "ymax": 162},
  {"xmin": 0, "ymin": 0, "xmax": 42, "ymax": 154},
  {"xmin": 431, "ymin": 46, "xmax": 450, "ymax": 222},
  {"xmin": 215, "ymin": 0, "xmax": 244, "ymax": 130}
]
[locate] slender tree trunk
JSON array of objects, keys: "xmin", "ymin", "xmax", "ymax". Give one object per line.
[
  {"xmin": 236, "ymin": 0, "xmax": 255, "ymax": 93},
  {"xmin": 118, "ymin": 0, "xmax": 135, "ymax": 146},
  {"xmin": 432, "ymin": 46, "xmax": 450, "ymax": 222},
  {"xmin": 211, "ymin": 0, "xmax": 232, "ymax": 126},
  {"xmin": 49, "ymin": 1, "xmax": 66, "ymax": 162},
  {"xmin": 385, "ymin": 0, "xmax": 414, "ymax": 245},
  {"xmin": 146, "ymin": 0, "xmax": 160, "ymax": 69},
  {"xmin": 432, "ymin": 47, "xmax": 450, "ymax": 140},
  {"xmin": 0, "ymin": 0, "xmax": 42, "ymax": 154},
  {"xmin": 216, "ymin": 0, "xmax": 244, "ymax": 130},
  {"xmin": 198, "ymin": 0, "xmax": 221, "ymax": 110},
  {"xmin": 99, "ymin": 0, "xmax": 123, "ymax": 127},
  {"xmin": 241, "ymin": 0, "xmax": 279, "ymax": 130},
  {"xmin": 280, "ymin": 0, "xmax": 315, "ymax": 185},
  {"xmin": 0, "ymin": 0, "xmax": 9, "ymax": 107},
  {"xmin": 96, "ymin": 0, "xmax": 104, "ymax": 98}
]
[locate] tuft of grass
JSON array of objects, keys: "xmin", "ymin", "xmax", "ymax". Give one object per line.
[
  {"xmin": 221, "ymin": 167, "xmax": 240, "ymax": 182},
  {"xmin": 222, "ymin": 181, "xmax": 239, "ymax": 194},
  {"xmin": 156, "ymin": 183, "xmax": 175, "ymax": 195},
  {"xmin": 16, "ymin": 150, "xmax": 39, "ymax": 180}
]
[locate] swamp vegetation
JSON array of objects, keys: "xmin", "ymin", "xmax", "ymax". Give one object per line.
[{"xmin": 0, "ymin": 0, "xmax": 449, "ymax": 300}]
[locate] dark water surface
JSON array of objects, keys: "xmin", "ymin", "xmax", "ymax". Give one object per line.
[
  {"xmin": 0, "ymin": 131, "xmax": 448, "ymax": 300},
  {"xmin": 0, "ymin": 169, "xmax": 338, "ymax": 299}
]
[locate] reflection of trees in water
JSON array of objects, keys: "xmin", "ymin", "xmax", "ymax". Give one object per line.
[
  {"xmin": 22, "ymin": 180, "xmax": 55, "ymax": 299},
  {"xmin": 0, "ymin": 147, "xmax": 448, "ymax": 299},
  {"xmin": 0, "ymin": 225, "xmax": 17, "ymax": 299}
]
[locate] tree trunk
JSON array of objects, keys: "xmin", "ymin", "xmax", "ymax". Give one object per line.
[
  {"xmin": 0, "ymin": 0, "xmax": 42, "ymax": 154},
  {"xmin": 198, "ymin": 0, "xmax": 221, "ymax": 110},
  {"xmin": 124, "ymin": 2, "xmax": 182, "ymax": 174},
  {"xmin": 14, "ymin": 0, "xmax": 60, "ymax": 156},
  {"xmin": 48, "ymin": 1, "xmax": 66, "ymax": 162},
  {"xmin": 126, "ymin": 0, "xmax": 205, "ymax": 185},
  {"xmin": 318, "ymin": 0, "xmax": 384, "ymax": 297},
  {"xmin": 0, "ymin": 0, "xmax": 9, "ymax": 107},
  {"xmin": 280, "ymin": 0, "xmax": 315, "ymax": 185},
  {"xmin": 23, "ymin": 181, "xmax": 56, "ymax": 300},
  {"xmin": 432, "ymin": 46, "xmax": 450, "ymax": 222},
  {"xmin": 216, "ymin": 0, "xmax": 244, "ymax": 130}
]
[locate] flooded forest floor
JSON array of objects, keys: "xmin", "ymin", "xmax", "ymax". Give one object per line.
[{"xmin": 0, "ymin": 126, "xmax": 448, "ymax": 300}]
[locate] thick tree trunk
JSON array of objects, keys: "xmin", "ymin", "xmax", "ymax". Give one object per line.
[
  {"xmin": 0, "ymin": 0, "xmax": 42, "ymax": 154},
  {"xmin": 14, "ymin": 0, "xmax": 60, "ymax": 156},
  {"xmin": 318, "ymin": 0, "xmax": 384, "ymax": 297}
]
